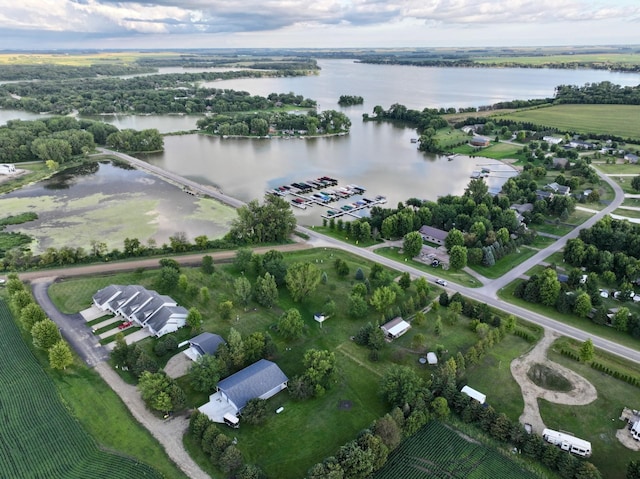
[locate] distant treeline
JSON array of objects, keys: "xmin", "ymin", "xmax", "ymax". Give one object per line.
[
  {"xmin": 136, "ymin": 56, "xmax": 319, "ymax": 71},
  {"xmin": 0, "ymin": 64, "xmax": 156, "ymax": 81},
  {"xmin": 0, "ymin": 73, "xmax": 317, "ymax": 116},
  {"xmin": 357, "ymin": 57, "xmax": 640, "ymax": 73}
]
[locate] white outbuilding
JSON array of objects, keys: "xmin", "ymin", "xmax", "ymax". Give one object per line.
[
  {"xmin": 380, "ymin": 317, "xmax": 411, "ymax": 340},
  {"xmin": 461, "ymin": 385, "xmax": 486, "ymax": 404}
]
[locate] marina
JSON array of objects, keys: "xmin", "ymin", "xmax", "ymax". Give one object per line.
[{"xmin": 267, "ymin": 177, "xmax": 386, "ymax": 219}]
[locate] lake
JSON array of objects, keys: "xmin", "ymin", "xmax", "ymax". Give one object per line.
[{"xmin": 1, "ymin": 60, "xmax": 639, "ymax": 229}]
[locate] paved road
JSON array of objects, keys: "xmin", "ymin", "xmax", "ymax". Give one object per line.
[{"xmin": 31, "ymin": 279, "xmax": 110, "ymax": 366}]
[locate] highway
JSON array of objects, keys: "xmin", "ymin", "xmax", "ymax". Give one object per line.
[{"xmin": 34, "ymin": 149, "xmax": 638, "ymax": 366}]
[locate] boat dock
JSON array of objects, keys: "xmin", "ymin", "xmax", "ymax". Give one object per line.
[{"xmin": 266, "ymin": 177, "xmax": 385, "ymax": 218}]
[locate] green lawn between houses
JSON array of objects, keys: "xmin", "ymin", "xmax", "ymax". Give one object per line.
[{"xmin": 49, "ymin": 247, "xmax": 557, "ymax": 478}]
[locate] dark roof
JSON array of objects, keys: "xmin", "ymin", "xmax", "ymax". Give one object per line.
[
  {"xmin": 108, "ymin": 285, "xmax": 146, "ymax": 311},
  {"xmin": 146, "ymin": 305, "xmax": 188, "ymax": 333},
  {"xmin": 133, "ymin": 293, "xmax": 175, "ymax": 323},
  {"xmin": 217, "ymin": 359, "xmax": 288, "ymax": 410},
  {"xmin": 93, "ymin": 285, "xmax": 122, "ymax": 306},
  {"xmin": 119, "ymin": 289, "xmax": 154, "ymax": 317},
  {"xmin": 419, "ymin": 225, "xmax": 448, "ymax": 241},
  {"xmin": 189, "ymin": 332, "xmax": 226, "ymax": 356}
]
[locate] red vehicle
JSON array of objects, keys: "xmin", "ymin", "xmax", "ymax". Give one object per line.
[{"xmin": 118, "ymin": 321, "xmax": 133, "ymax": 330}]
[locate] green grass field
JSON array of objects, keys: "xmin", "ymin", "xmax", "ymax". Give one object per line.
[
  {"xmin": 373, "ymin": 421, "xmax": 540, "ymax": 479},
  {"xmin": 543, "ymin": 338, "xmax": 640, "ymax": 479},
  {"xmin": 496, "ymin": 105, "xmax": 640, "ymax": 140},
  {"xmin": 469, "ymin": 245, "xmax": 539, "ymax": 280},
  {"xmin": 0, "ymin": 300, "xmax": 168, "ymax": 479},
  {"xmin": 476, "ymin": 53, "xmax": 640, "ymax": 66},
  {"xmin": 452, "ymin": 141, "xmax": 525, "ymax": 161}
]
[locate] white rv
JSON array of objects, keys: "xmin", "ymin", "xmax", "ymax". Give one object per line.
[
  {"xmin": 630, "ymin": 421, "xmax": 640, "ymax": 441},
  {"xmin": 542, "ymin": 428, "xmax": 592, "ymax": 457}
]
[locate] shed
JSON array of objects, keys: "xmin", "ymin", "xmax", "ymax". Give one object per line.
[
  {"xmin": 426, "ymin": 352, "xmax": 438, "ymax": 365},
  {"xmin": 380, "ymin": 317, "xmax": 411, "ymax": 340},
  {"xmin": 314, "ymin": 313, "xmax": 327, "ymax": 324},
  {"xmin": 418, "ymin": 225, "xmax": 448, "ymax": 245},
  {"xmin": 461, "ymin": 385, "xmax": 486, "ymax": 404}
]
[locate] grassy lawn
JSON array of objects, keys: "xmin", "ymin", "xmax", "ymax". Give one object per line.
[
  {"xmin": 613, "ymin": 208, "xmax": 640, "ymax": 219},
  {"xmin": 529, "ymin": 235, "xmax": 557, "ymax": 249},
  {"xmin": 469, "ymin": 245, "xmax": 539, "ymax": 279},
  {"xmin": 309, "ymin": 225, "xmax": 381, "ymax": 247},
  {"xmin": 374, "ymin": 246, "xmax": 481, "ymax": 287},
  {"xmin": 525, "ymin": 265, "xmax": 547, "ymax": 277},
  {"xmin": 497, "ymin": 280, "xmax": 640, "ymax": 352},
  {"xmin": 451, "ymin": 141, "xmax": 526, "ymax": 161},
  {"xmin": 434, "ymin": 127, "xmax": 475, "ymax": 150},
  {"xmin": 532, "ymin": 223, "xmax": 571, "ymax": 236},
  {"xmin": 542, "ymin": 337, "xmax": 640, "ymax": 479},
  {"xmin": 594, "ymin": 163, "xmax": 640, "ymax": 175},
  {"xmin": 498, "ymin": 105, "xmax": 640, "ymax": 140},
  {"xmin": 608, "ymin": 176, "xmax": 638, "ymax": 195}
]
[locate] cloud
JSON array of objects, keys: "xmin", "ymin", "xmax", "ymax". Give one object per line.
[{"xmin": 0, "ymin": 0, "xmax": 636, "ymax": 48}]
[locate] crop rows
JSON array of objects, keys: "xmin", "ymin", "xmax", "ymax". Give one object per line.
[
  {"xmin": 0, "ymin": 302, "xmax": 162, "ymax": 479},
  {"xmin": 374, "ymin": 421, "xmax": 538, "ymax": 479}
]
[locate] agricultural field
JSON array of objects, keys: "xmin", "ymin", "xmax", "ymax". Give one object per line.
[
  {"xmin": 0, "ymin": 301, "xmax": 164, "ymax": 479},
  {"xmin": 495, "ymin": 105, "xmax": 640, "ymax": 140},
  {"xmin": 373, "ymin": 421, "xmax": 540, "ymax": 479},
  {"xmin": 475, "ymin": 53, "xmax": 640, "ymax": 67}
]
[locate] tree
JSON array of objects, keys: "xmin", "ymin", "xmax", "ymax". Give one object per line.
[
  {"xmin": 449, "ymin": 245, "xmax": 468, "ymax": 270},
  {"xmin": 539, "ymin": 268, "xmax": 561, "ymax": 307},
  {"xmin": 398, "ymin": 272, "xmax": 411, "ymax": 290},
  {"xmin": 632, "ymin": 176, "xmax": 640, "ymax": 192},
  {"xmin": 628, "ymin": 460, "xmax": 640, "ymax": 479},
  {"xmin": 242, "ymin": 398, "xmax": 268, "ymax": 425},
  {"xmin": 201, "ymin": 255, "xmax": 215, "ymax": 274},
  {"xmin": 370, "ymin": 286, "xmax": 396, "ymax": 320},
  {"xmin": 334, "ymin": 258, "xmax": 350, "ymax": 278},
  {"xmin": 286, "ymin": 262, "xmax": 322, "ymax": 302},
  {"xmin": 380, "ymin": 365, "xmax": 423, "ymax": 407},
  {"xmin": 445, "ymin": 228, "xmax": 464, "ymax": 252},
  {"xmin": 349, "ymin": 294, "xmax": 369, "ymax": 318},
  {"xmin": 234, "ymin": 247, "xmax": 254, "ymax": 273},
  {"xmin": 220, "ymin": 445, "xmax": 244, "ymax": 474},
  {"xmin": 254, "ymin": 272, "xmax": 278, "ymax": 308},
  {"xmin": 228, "ymin": 194, "xmax": 296, "ymax": 244},
  {"xmin": 403, "ymin": 231, "xmax": 423, "ymax": 258},
  {"xmin": 186, "ymin": 307, "xmax": 203, "ymax": 332},
  {"xmin": 157, "ymin": 266, "xmax": 179, "ymax": 293},
  {"xmin": 199, "ymin": 286, "xmax": 210, "ymax": 304},
  {"xmin": 49, "ymin": 340, "xmax": 73, "ymax": 370},
  {"xmin": 219, "ymin": 300, "xmax": 233, "ymax": 320},
  {"xmin": 227, "ymin": 327, "xmax": 246, "ymax": 369},
  {"xmin": 431, "ymin": 396, "xmax": 450, "ymax": 419},
  {"xmin": 234, "ymin": 276, "xmax": 252, "ymax": 308},
  {"xmin": 374, "ymin": 414, "xmax": 402, "ymax": 450},
  {"xmin": 153, "ymin": 391, "xmax": 173, "ymax": 415},
  {"xmin": 573, "ymin": 292, "xmax": 592, "ymax": 318},
  {"xmin": 31, "ymin": 319, "xmax": 61, "ymax": 350},
  {"xmin": 303, "ymin": 349, "xmax": 337, "ymax": 396},
  {"xmin": 20, "ymin": 303, "xmax": 47, "ymax": 331},
  {"xmin": 190, "ymin": 355, "xmax": 226, "ymax": 392},
  {"xmin": 613, "ymin": 307, "xmax": 630, "ymax": 332},
  {"xmin": 578, "ymin": 338, "xmax": 595, "ymax": 363},
  {"xmin": 278, "ymin": 308, "xmax": 305, "ymax": 339}
]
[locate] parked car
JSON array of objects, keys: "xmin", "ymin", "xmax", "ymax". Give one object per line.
[
  {"xmin": 435, "ymin": 279, "xmax": 447, "ymax": 286},
  {"xmin": 118, "ymin": 321, "xmax": 133, "ymax": 330}
]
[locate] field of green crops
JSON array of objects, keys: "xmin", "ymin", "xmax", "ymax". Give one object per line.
[
  {"xmin": 374, "ymin": 421, "xmax": 539, "ymax": 479},
  {"xmin": 0, "ymin": 301, "xmax": 163, "ymax": 479}
]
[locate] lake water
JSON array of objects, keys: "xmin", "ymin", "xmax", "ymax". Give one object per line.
[
  {"xmin": 1, "ymin": 60, "xmax": 639, "ymax": 228},
  {"xmin": 1, "ymin": 161, "xmax": 235, "ymax": 253}
]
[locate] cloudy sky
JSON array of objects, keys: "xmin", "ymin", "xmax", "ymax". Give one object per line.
[{"xmin": 1, "ymin": 0, "xmax": 639, "ymax": 50}]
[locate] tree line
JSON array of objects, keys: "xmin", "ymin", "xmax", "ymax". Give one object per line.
[
  {"xmin": 0, "ymin": 63, "xmax": 155, "ymax": 81},
  {"xmin": 0, "ymin": 72, "xmax": 317, "ymax": 116},
  {"xmin": 554, "ymin": 81, "xmax": 640, "ymax": 105}
]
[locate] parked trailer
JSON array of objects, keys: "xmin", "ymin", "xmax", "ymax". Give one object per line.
[{"xmin": 542, "ymin": 428, "xmax": 591, "ymax": 457}]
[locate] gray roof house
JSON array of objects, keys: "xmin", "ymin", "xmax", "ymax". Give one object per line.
[
  {"xmin": 185, "ymin": 332, "xmax": 226, "ymax": 361},
  {"xmin": 217, "ymin": 359, "xmax": 288, "ymax": 413},
  {"xmin": 131, "ymin": 294, "xmax": 176, "ymax": 325},
  {"xmin": 93, "ymin": 285, "xmax": 123, "ymax": 311},
  {"xmin": 545, "ymin": 182, "xmax": 570, "ymax": 196},
  {"xmin": 146, "ymin": 305, "xmax": 188, "ymax": 337},
  {"xmin": 625, "ymin": 153, "xmax": 639, "ymax": 164},
  {"xmin": 419, "ymin": 225, "xmax": 448, "ymax": 245}
]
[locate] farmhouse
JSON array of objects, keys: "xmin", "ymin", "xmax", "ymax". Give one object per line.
[
  {"xmin": 545, "ymin": 182, "xmax": 570, "ymax": 196},
  {"xmin": 92, "ymin": 285, "xmax": 187, "ymax": 337},
  {"xmin": 184, "ymin": 332, "xmax": 226, "ymax": 361},
  {"xmin": 543, "ymin": 136, "xmax": 563, "ymax": 145},
  {"xmin": 461, "ymin": 385, "xmax": 486, "ymax": 404},
  {"xmin": 419, "ymin": 225, "xmax": 448, "ymax": 245},
  {"xmin": 0, "ymin": 164, "xmax": 16, "ymax": 175},
  {"xmin": 198, "ymin": 359, "xmax": 288, "ymax": 423},
  {"xmin": 380, "ymin": 317, "xmax": 411, "ymax": 340}
]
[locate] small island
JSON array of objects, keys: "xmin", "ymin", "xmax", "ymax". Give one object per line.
[{"xmin": 338, "ymin": 95, "xmax": 364, "ymax": 106}]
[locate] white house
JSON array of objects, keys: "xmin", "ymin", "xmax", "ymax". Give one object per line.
[
  {"xmin": 199, "ymin": 359, "xmax": 288, "ymax": 423},
  {"xmin": 543, "ymin": 136, "xmax": 563, "ymax": 145},
  {"xmin": 380, "ymin": 317, "xmax": 411, "ymax": 340},
  {"xmin": 92, "ymin": 285, "xmax": 187, "ymax": 337},
  {"xmin": 461, "ymin": 385, "xmax": 486, "ymax": 404}
]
